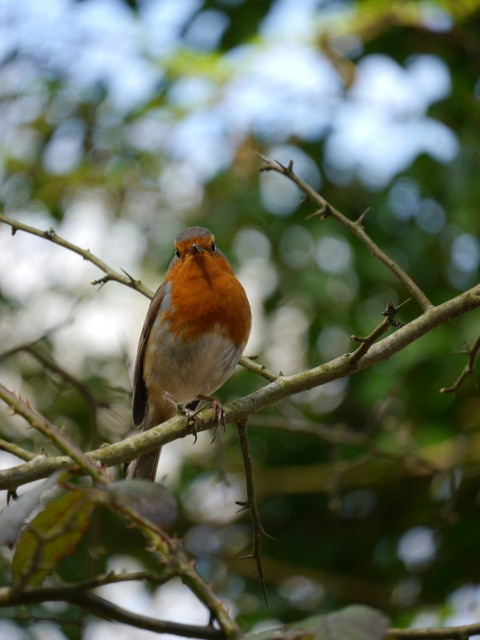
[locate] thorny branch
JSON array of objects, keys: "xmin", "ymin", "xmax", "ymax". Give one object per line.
[
  {"xmin": 258, "ymin": 154, "xmax": 433, "ymax": 312},
  {"xmin": 0, "ymin": 384, "xmax": 107, "ymax": 485},
  {"xmin": 235, "ymin": 421, "xmax": 270, "ymax": 606},
  {"xmin": 1, "ymin": 342, "xmax": 106, "ymax": 450},
  {"xmin": 440, "ymin": 335, "xmax": 480, "ymax": 394},
  {"xmin": 0, "ymin": 213, "xmax": 153, "ymax": 299},
  {"xmin": 387, "ymin": 620, "xmax": 480, "ymax": 639},
  {"xmin": 349, "ymin": 299, "xmax": 411, "ymax": 366}
]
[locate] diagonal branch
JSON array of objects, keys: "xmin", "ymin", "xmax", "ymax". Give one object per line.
[
  {"xmin": 0, "ymin": 213, "xmax": 153, "ymax": 299},
  {"xmin": 0, "ymin": 438, "xmax": 36, "ymax": 462},
  {"xmin": 440, "ymin": 335, "xmax": 480, "ymax": 394},
  {"xmin": 1, "ymin": 283, "xmax": 478, "ymax": 492},
  {"xmin": 258, "ymin": 154, "xmax": 433, "ymax": 311},
  {"xmin": 0, "ymin": 384, "xmax": 107, "ymax": 485},
  {"xmin": 349, "ymin": 299, "xmax": 410, "ymax": 366}
]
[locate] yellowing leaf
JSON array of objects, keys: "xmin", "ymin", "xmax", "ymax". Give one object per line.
[{"xmin": 11, "ymin": 490, "xmax": 95, "ymax": 591}]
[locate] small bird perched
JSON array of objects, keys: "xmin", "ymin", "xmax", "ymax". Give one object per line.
[{"xmin": 129, "ymin": 226, "xmax": 251, "ymax": 480}]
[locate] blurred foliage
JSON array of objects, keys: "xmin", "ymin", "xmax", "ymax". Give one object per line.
[{"xmin": 0, "ymin": 0, "xmax": 480, "ymax": 638}]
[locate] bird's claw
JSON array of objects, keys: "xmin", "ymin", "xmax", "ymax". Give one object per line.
[
  {"xmin": 185, "ymin": 409, "xmax": 204, "ymax": 444},
  {"xmin": 210, "ymin": 400, "xmax": 226, "ymax": 443}
]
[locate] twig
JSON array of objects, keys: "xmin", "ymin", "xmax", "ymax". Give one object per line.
[
  {"xmin": 387, "ymin": 620, "xmax": 480, "ymax": 639},
  {"xmin": 0, "ymin": 438, "xmax": 36, "ymax": 462},
  {"xmin": 55, "ymin": 570, "xmax": 178, "ymax": 591},
  {"xmin": 0, "ymin": 586, "xmax": 225, "ymax": 639},
  {"xmin": 440, "ymin": 335, "xmax": 480, "ymax": 394},
  {"xmin": 0, "ymin": 283, "xmax": 479, "ymax": 492},
  {"xmin": 5, "ymin": 344, "xmax": 106, "ymax": 450},
  {"xmin": 349, "ymin": 299, "xmax": 411, "ymax": 367},
  {"xmin": 108, "ymin": 502, "xmax": 238, "ymax": 637},
  {"xmin": 0, "ymin": 213, "xmax": 153, "ymax": 299},
  {"xmin": 235, "ymin": 421, "xmax": 269, "ymax": 606},
  {"xmin": 239, "ymin": 356, "xmax": 278, "ymax": 382},
  {"xmin": 0, "ymin": 384, "xmax": 107, "ymax": 485},
  {"xmin": 258, "ymin": 154, "xmax": 433, "ymax": 311},
  {"xmin": 0, "ymin": 319, "xmax": 72, "ymax": 360}
]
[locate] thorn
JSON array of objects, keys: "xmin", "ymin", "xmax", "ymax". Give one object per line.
[
  {"xmin": 256, "ymin": 152, "xmax": 269, "ymax": 164},
  {"xmin": 356, "ymin": 207, "xmax": 370, "ymax": 225},
  {"xmin": 121, "ymin": 268, "xmax": 138, "ymax": 284},
  {"xmin": 306, "ymin": 204, "xmax": 332, "ymax": 220}
]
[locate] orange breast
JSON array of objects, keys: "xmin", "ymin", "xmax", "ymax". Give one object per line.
[{"xmin": 162, "ymin": 252, "xmax": 251, "ymax": 349}]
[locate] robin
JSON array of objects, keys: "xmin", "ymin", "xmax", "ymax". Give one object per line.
[{"xmin": 129, "ymin": 226, "xmax": 252, "ymax": 480}]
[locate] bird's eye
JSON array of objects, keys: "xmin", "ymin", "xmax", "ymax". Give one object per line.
[
  {"xmin": 211, "ymin": 241, "xmax": 216, "ymax": 252},
  {"xmin": 175, "ymin": 248, "xmax": 181, "ymax": 258}
]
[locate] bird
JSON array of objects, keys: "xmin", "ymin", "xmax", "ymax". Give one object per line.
[{"xmin": 129, "ymin": 226, "xmax": 252, "ymax": 481}]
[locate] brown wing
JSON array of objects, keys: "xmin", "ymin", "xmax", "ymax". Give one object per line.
[{"xmin": 132, "ymin": 282, "xmax": 168, "ymax": 428}]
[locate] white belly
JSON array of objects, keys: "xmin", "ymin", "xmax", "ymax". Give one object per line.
[{"xmin": 145, "ymin": 328, "xmax": 242, "ymax": 405}]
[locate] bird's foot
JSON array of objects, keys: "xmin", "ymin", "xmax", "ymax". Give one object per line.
[
  {"xmin": 197, "ymin": 394, "xmax": 226, "ymax": 442},
  {"xmin": 176, "ymin": 403, "xmax": 203, "ymax": 444}
]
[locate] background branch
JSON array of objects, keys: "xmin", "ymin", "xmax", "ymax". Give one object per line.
[
  {"xmin": 258, "ymin": 154, "xmax": 433, "ymax": 311},
  {"xmin": 0, "ymin": 213, "xmax": 153, "ymax": 299},
  {"xmin": 0, "ymin": 384, "xmax": 107, "ymax": 485},
  {"xmin": 0, "ymin": 585, "xmax": 225, "ymax": 639},
  {"xmin": 387, "ymin": 621, "xmax": 480, "ymax": 639},
  {"xmin": 440, "ymin": 335, "xmax": 480, "ymax": 394}
]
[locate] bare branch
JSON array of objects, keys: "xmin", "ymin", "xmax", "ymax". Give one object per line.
[
  {"xmin": 0, "ymin": 213, "xmax": 153, "ymax": 299},
  {"xmin": 349, "ymin": 299, "xmax": 410, "ymax": 366},
  {"xmin": 440, "ymin": 335, "xmax": 480, "ymax": 394},
  {"xmin": 0, "ymin": 384, "xmax": 107, "ymax": 485},
  {"xmin": 258, "ymin": 154, "xmax": 433, "ymax": 311},
  {"xmin": 239, "ymin": 355, "xmax": 278, "ymax": 381},
  {"xmin": 235, "ymin": 421, "xmax": 270, "ymax": 606},
  {"xmin": 0, "ymin": 586, "xmax": 226, "ymax": 639},
  {"xmin": 0, "ymin": 438, "xmax": 36, "ymax": 462},
  {"xmin": 387, "ymin": 620, "xmax": 480, "ymax": 639}
]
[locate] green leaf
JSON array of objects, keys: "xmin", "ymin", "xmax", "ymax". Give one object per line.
[
  {"xmin": 245, "ymin": 606, "xmax": 389, "ymax": 640},
  {"xmin": 11, "ymin": 489, "xmax": 95, "ymax": 590}
]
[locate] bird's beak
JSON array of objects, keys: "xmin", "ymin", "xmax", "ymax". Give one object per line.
[{"xmin": 192, "ymin": 243, "xmax": 203, "ymax": 253}]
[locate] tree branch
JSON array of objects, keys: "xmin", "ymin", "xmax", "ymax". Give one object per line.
[
  {"xmin": 387, "ymin": 621, "xmax": 480, "ymax": 639},
  {"xmin": 0, "ymin": 384, "xmax": 107, "ymax": 485},
  {"xmin": 0, "ymin": 585, "xmax": 225, "ymax": 639},
  {"xmin": 0, "ymin": 438, "xmax": 36, "ymax": 462},
  {"xmin": 239, "ymin": 356, "xmax": 278, "ymax": 382},
  {"xmin": 258, "ymin": 154, "xmax": 433, "ymax": 312},
  {"xmin": 0, "ymin": 213, "xmax": 153, "ymax": 299},
  {"xmin": 440, "ymin": 335, "xmax": 480, "ymax": 394},
  {"xmin": 1, "ymin": 283, "xmax": 478, "ymax": 492},
  {"xmin": 235, "ymin": 421, "xmax": 269, "ymax": 606}
]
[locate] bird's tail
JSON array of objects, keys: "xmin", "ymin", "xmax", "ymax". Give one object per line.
[
  {"xmin": 128, "ymin": 446, "xmax": 162, "ymax": 481},
  {"xmin": 128, "ymin": 401, "xmax": 176, "ymax": 481}
]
